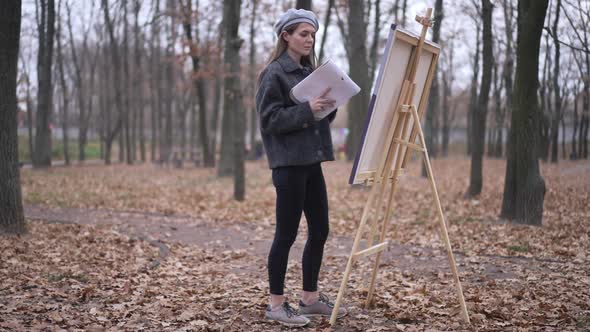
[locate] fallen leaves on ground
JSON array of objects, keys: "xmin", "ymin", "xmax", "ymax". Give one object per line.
[{"xmin": 1, "ymin": 157, "xmax": 588, "ymax": 331}]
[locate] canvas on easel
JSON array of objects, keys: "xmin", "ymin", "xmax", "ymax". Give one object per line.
[
  {"xmin": 330, "ymin": 9, "xmax": 470, "ymax": 326},
  {"xmin": 349, "ymin": 26, "xmax": 440, "ymax": 186}
]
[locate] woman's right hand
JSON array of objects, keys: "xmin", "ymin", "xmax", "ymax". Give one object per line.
[{"xmin": 309, "ymin": 88, "xmax": 336, "ymax": 113}]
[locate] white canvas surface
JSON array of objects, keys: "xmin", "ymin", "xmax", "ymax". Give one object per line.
[{"xmin": 349, "ymin": 26, "xmax": 440, "ymax": 185}]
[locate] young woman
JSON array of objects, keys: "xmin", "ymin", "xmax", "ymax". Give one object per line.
[{"xmin": 256, "ymin": 8, "xmax": 347, "ymax": 327}]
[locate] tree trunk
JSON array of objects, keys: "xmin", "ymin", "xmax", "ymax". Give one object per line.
[
  {"xmin": 318, "ymin": 0, "xmax": 334, "ymax": 64},
  {"xmin": 66, "ymin": 3, "xmax": 83, "ymax": 162},
  {"xmin": 550, "ymin": 0, "xmax": 561, "ymax": 163},
  {"xmin": 441, "ymin": 39, "xmax": 455, "ymax": 157},
  {"xmin": 246, "ymin": 0, "xmax": 259, "ymax": 161},
  {"xmin": 539, "ymin": 30, "xmax": 551, "ymax": 163},
  {"xmin": 86, "ymin": 47, "xmax": 98, "ymax": 159},
  {"xmin": 422, "ymin": 0, "xmax": 443, "ymax": 176},
  {"xmin": 26, "ymin": 84, "xmax": 34, "ymax": 161},
  {"xmin": 487, "ymin": 126, "xmax": 494, "ymax": 157},
  {"xmin": 210, "ymin": 20, "xmax": 224, "ymax": 166},
  {"xmin": 467, "ymin": 26, "xmax": 481, "ymax": 156},
  {"xmin": 441, "ymin": 71, "xmax": 450, "ymax": 157},
  {"xmin": 218, "ymin": 21, "xmax": 234, "ymax": 177},
  {"xmin": 492, "ymin": 60, "xmax": 504, "ymax": 158},
  {"xmin": 164, "ymin": 0, "xmax": 175, "ymax": 163},
  {"xmin": 561, "ymin": 108, "xmax": 566, "ymax": 159},
  {"xmin": 179, "ymin": 97, "xmax": 188, "ymax": 159},
  {"xmin": 571, "ymin": 90, "xmax": 579, "ymax": 160},
  {"xmin": 401, "ymin": 0, "xmax": 407, "ymax": 27},
  {"xmin": 368, "ymin": 0, "xmax": 381, "ymax": 86},
  {"xmin": 0, "ymin": 0, "xmax": 26, "ymax": 235},
  {"xmin": 33, "ymin": 0, "xmax": 56, "ymax": 168},
  {"xmin": 296, "ymin": 0, "xmax": 312, "ymax": 10},
  {"xmin": 56, "ymin": 5, "xmax": 70, "ymax": 166},
  {"xmin": 501, "ymin": 0, "xmax": 515, "ymax": 159},
  {"xmin": 345, "ymin": 0, "xmax": 371, "ymax": 161},
  {"xmin": 466, "ymin": 0, "xmax": 493, "ymax": 198},
  {"xmin": 581, "ymin": 90, "xmax": 589, "ymax": 159},
  {"xmin": 181, "ymin": 0, "xmax": 213, "ymax": 167},
  {"xmin": 134, "ymin": 0, "xmax": 145, "ymax": 162},
  {"xmin": 392, "ymin": 0, "xmax": 400, "ymax": 23},
  {"xmin": 583, "ymin": 22, "xmax": 590, "ymax": 160},
  {"xmin": 500, "ymin": 0, "xmax": 548, "ymax": 225},
  {"xmin": 122, "ymin": 0, "xmax": 132, "ymax": 164},
  {"xmin": 101, "ymin": 0, "xmax": 124, "ymax": 165},
  {"xmin": 118, "ymin": 127, "xmax": 125, "ymax": 162},
  {"xmin": 222, "ymin": 0, "xmax": 245, "ymax": 199},
  {"xmin": 150, "ymin": 0, "xmax": 160, "ymax": 162},
  {"xmin": 99, "ymin": 44, "xmax": 109, "ymax": 162}
]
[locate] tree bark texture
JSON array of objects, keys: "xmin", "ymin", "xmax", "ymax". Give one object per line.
[
  {"xmin": 318, "ymin": 0, "xmax": 334, "ymax": 64},
  {"xmin": 101, "ymin": 0, "xmax": 124, "ymax": 165},
  {"xmin": 221, "ymin": 0, "xmax": 245, "ymax": 199},
  {"xmin": 0, "ymin": 0, "xmax": 26, "ymax": 234},
  {"xmin": 345, "ymin": 0, "xmax": 371, "ymax": 161},
  {"xmin": 467, "ymin": 26, "xmax": 481, "ymax": 156},
  {"xmin": 296, "ymin": 0, "xmax": 312, "ymax": 10},
  {"xmin": 210, "ymin": 19, "xmax": 224, "ymax": 167},
  {"xmin": 550, "ymin": 0, "xmax": 561, "ymax": 163},
  {"xmin": 66, "ymin": 2, "xmax": 87, "ymax": 162},
  {"xmin": 500, "ymin": 0, "xmax": 548, "ymax": 225},
  {"xmin": 247, "ymin": 0, "xmax": 259, "ymax": 161},
  {"xmin": 123, "ymin": 0, "xmax": 132, "ymax": 165},
  {"xmin": 33, "ymin": 0, "xmax": 56, "ymax": 168},
  {"xmin": 467, "ymin": 0, "xmax": 493, "ymax": 197},
  {"xmin": 56, "ymin": 6, "xmax": 70, "ymax": 166},
  {"xmin": 368, "ymin": 0, "xmax": 381, "ymax": 86},
  {"xmin": 501, "ymin": 0, "xmax": 515, "ymax": 158},
  {"xmin": 150, "ymin": 0, "xmax": 160, "ymax": 161},
  {"xmin": 134, "ymin": 0, "xmax": 146, "ymax": 162},
  {"xmin": 217, "ymin": 11, "xmax": 236, "ymax": 177},
  {"xmin": 423, "ymin": 0, "xmax": 443, "ymax": 177},
  {"xmin": 181, "ymin": 0, "xmax": 214, "ymax": 167}
]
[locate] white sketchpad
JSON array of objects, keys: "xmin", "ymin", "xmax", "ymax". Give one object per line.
[{"xmin": 290, "ymin": 59, "xmax": 361, "ymax": 120}]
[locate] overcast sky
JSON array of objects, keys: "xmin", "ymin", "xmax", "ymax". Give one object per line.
[{"xmin": 18, "ymin": 0, "xmax": 585, "ymax": 98}]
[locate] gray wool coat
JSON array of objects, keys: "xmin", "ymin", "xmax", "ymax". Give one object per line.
[{"xmin": 256, "ymin": 51, "xmax": 336, "ymax": 169}]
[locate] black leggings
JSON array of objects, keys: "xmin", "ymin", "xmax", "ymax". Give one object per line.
[{"xmin": 268, "ymin": 163, "xmax": 330, "ymax": 295}]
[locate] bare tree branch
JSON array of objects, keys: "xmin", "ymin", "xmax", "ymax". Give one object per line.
[{"xmin": 544, "ymin": 26, "xmax": 590, "ymax": 54}]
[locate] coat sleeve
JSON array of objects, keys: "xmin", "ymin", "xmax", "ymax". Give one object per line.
[
  {"xmin": 327, "ymin": 108, "xmax": 338, "ymax": 123},
  {"xmin": 256, "ymin": 70, "xmax": 315, "ymax": 135}
]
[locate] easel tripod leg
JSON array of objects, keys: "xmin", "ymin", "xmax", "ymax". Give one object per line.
[
  {"xmin": 330, "ymin": 181, "xmax": 382, "ymax": 325},
  {"xmin": 365, "ymin": 168, "xmax": 400, "ymax": 307},
  {"xmin": 411, "ymin": 106, "xmax": 471, "ymax": 324}
]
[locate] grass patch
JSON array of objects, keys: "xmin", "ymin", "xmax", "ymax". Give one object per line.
[
  {"xmin": 576, "ymin": 315, "xmax": 590, "ymax": 330},
  {"xmin": 508, "ymin": 245, "xmax": 529, "ymax": 253},
  {"xmin": 453, "ymin": 216, "xmax": 479, "ymax": 224},
  {"xmin": 411, "ymin": 219, "xmax": 427, "ymax": 225},
  {"xmin": 19, "ymin": 135, "xmax": 102, "ymax": 162}
]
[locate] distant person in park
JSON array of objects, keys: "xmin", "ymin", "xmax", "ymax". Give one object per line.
[{"xmin": 255, "ymin": 8, "xmax": 347, "ymax": 327}]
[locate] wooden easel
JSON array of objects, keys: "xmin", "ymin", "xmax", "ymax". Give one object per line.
[{"xmin": 330, "ymin": 8, "xmax": 470, "ymax": 326}]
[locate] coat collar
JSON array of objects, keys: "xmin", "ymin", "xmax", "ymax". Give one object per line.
[{"xmin": 277, "ymin": 51, "xmax": 305, "ymax": 73}]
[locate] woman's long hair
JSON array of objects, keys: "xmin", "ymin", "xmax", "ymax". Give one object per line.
[{"xmin": 257, "ymin": 23, "xmax": 317, "ymax": 84}]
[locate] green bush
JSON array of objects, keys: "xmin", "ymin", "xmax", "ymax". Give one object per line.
[{"xmin": 19, "ymin": 135, "xmax": 102, "ymax": 163}]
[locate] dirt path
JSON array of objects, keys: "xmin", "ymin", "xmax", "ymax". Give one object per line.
[{"xmin": 25, "ymin": 204, "xmax": 560, "ymax": 283}]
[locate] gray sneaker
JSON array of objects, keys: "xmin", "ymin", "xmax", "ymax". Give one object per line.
[
  {"xmin": 299, "ymin": 293, "xmax": 348, "ymax": 318},
  {"xmin": 265, "ymin": 302, "xmax": 310, "ymax": 327}
]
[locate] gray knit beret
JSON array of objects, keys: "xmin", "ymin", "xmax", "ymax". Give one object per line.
[{"xmin": 274, "ymin": 8, "xmax": 319, "ymax": 37}]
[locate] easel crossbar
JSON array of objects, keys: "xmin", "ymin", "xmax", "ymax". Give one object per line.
[
  {"xmin": 393, "ymin": 138, "xmax": 424, "ymax": 152},
  {"xmin": 352, "ymin": 242, "xmax": 389, "ymax": 259}
]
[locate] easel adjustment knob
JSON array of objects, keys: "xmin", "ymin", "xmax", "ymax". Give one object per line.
[{"xmin": 415, "ymin": 15, "xmax": 433, "ymax": 27}]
